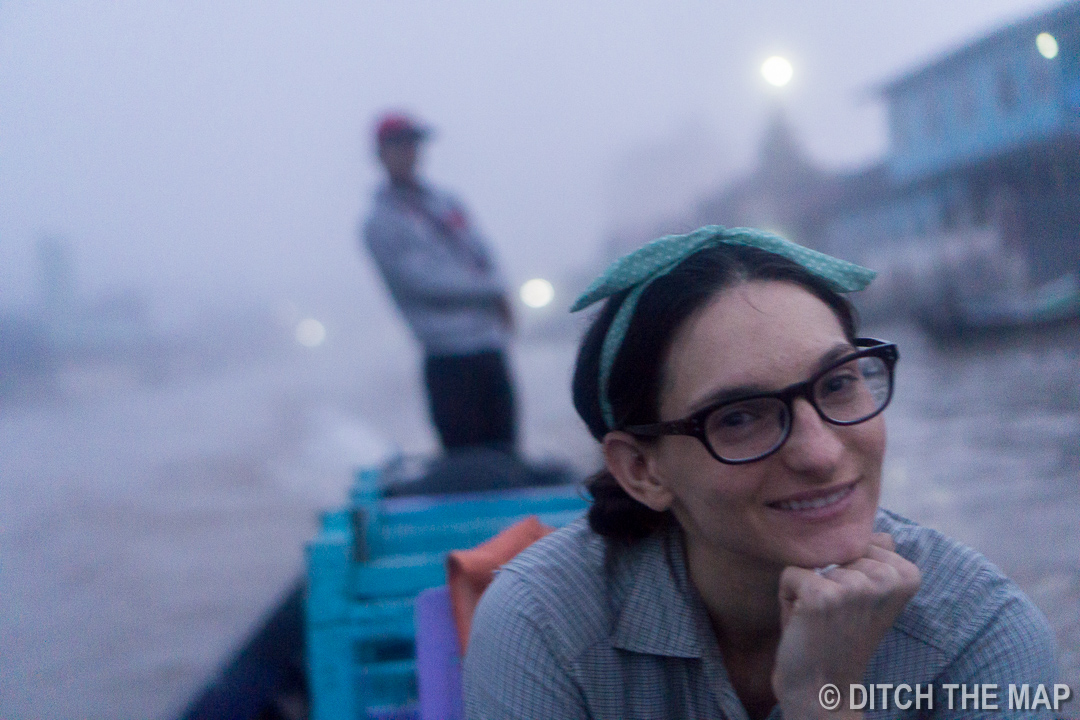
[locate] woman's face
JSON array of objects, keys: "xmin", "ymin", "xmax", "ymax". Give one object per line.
[{"xmin": 648, "ymin": 280, "xmax": 884, "ymax": 571}]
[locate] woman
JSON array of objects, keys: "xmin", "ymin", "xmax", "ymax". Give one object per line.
[{"xmin": 462, "ymin": 227, "xmax": 1058, "ymax": 719}]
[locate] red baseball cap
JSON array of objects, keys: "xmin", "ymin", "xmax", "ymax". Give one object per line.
[{"xmin": 375, "ymin": 112, "xmax": 431, "ymax": 144}]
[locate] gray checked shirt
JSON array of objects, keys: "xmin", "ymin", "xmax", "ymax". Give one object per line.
[{"xmin": 463, "ymin": 509, "xmax": 1061, "ymax": 719}]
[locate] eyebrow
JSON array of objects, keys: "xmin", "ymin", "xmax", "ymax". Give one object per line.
[{"xmin": 685, "ymin": 341, "xmax": 857, "ymax": 414}]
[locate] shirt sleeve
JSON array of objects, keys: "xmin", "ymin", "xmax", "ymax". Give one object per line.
[
  {"xmin": 462, "ymin": 569, "xmax": 589, "ymax": 720},
  {"xmin": 930, "ymin": 589, "xmax": 1062, "ymax": 719},
  {"xmin": 363, "ymin": 211, "xmax": 506, "ymax": 307}
]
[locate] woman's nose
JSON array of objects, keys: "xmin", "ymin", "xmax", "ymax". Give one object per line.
[{"xmin": 779, "ymin": 397, "xmax": 844, "ymax": 477}]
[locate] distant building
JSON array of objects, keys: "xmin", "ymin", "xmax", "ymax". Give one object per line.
[
  {"xmin": 604, "ymin": 111, "xmax": 843, "ymax": 260},
  {"xmin": 679, "ymin": 1, "xmax": 1080, "ymax": 315},
  {"xmin": 695, "ymin": 111, "xmax": 843, "ymax": 248},
  {"xmin": 827, "ymin": 0, "xmax": 1079, "ymax": 308}
]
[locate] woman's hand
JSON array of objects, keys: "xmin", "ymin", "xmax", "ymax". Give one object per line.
[{"xmin": 771, "ymin": 533, "xmax": 921, "ymax": 719}]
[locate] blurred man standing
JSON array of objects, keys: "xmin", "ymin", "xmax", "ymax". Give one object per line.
[{"xmin": 362, "ymin": 112, "xmax": 517, "ymax": 454}]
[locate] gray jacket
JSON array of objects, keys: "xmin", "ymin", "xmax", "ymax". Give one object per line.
[{"xmin": 363, "ymin": 182, "xmax": 510, "ymax": 356}]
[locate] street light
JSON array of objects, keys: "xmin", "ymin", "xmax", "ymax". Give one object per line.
[
  {"xmin": 1036, "ymin": 32, "xmax": 1059, "ymax": 59},
  {"xmin": 296, "ymin": 318, "xmax": 326, "ymax": 347},
  {"xmin": 761, "ymin": 56, "xmax": 793, "ymax": 87},
  {"xmin": 520, "ymin": 278, "xmax": 555, "ymax": 308}
]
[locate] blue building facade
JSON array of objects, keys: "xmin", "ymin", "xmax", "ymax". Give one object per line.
[
  {"xmin": 883, "ymin": 2, "xmax": 1079, "ymax": 182},
  {"xmin": 686, "ymin": 2, "xmax": 1080, "ymax": 316},
  {"xmin": 823, "ymin": 1, "xmax": 1080, "ymax": 304}
]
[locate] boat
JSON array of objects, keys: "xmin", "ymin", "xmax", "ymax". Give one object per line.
[
  {"xmin": 917, "ymin": 271, "xmax": 1080, "ymax": 341},
  {"xmin": 176, "ymin": 578, "xmax": 309, "ymax": 720},
  {"xmin": 175, "ymin": 449, "xmax": 583, "ymax": 720}
]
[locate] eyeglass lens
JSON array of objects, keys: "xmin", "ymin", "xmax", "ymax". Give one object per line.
[{"xmin": 703, "ymin": 355, "xmax": 891, "ymax": 462}]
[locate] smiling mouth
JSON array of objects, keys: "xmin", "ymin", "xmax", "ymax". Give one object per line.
[{"xmin": 768, "ymin": 483, "xmax": 856, "ymax": 512}]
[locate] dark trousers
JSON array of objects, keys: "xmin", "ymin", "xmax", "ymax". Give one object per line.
[{"xmin": 423, "ymin": 350, "xmax": 517, "ymax": 452}]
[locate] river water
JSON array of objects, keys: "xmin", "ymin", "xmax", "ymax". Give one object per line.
[{"xmin": 1, "ymin": 319, "xmax": 1077, "ymax": 719}]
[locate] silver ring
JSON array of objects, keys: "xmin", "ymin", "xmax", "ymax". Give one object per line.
[{"xmin": 814, "ymin": 563, "xmax": 840, "ymax": 577}]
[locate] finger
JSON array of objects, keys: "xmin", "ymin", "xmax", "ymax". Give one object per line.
[
  {"xmin": 810, "ymin": 565, "xmax": 877, "ymax": 592},
  {"xmin": 841, "ymin": 557, "xmax": 904, "ymax": 587},
  {"xmin": 863, "ymin": 543, "xmax": 922, "ymax": 586},
  {"xmin": 779, "ymin": 565, "xmax": 825, "ymax": 596},
  {"xmin": 840, "ymin": 554, "xmax": 921, "ymax": 601},
  {"xmin": 778, "ymin": 567, "xmax": 806, "ymax": 627},
  {"xmin": 778, "ymin": 566, "xmax": 835, "ymax": 622},
  {"xmin": 869, "ymin": 532, "xmax": 895, "ymax": 552},
  {"xmin": 804, "ymin": 562, "xmax": 917, "ymax": 616}
]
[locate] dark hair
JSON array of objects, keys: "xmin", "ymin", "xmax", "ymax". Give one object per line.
[{"xmin": 572, "ymin": 243, "xmax": 858, "ymax": 542}]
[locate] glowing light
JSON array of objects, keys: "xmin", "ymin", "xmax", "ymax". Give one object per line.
[
  {"xmin": 1036, "ymin": 32, "xmax": 1058, "ymax": 59},
  {"xmin": 761, "ymin": 56, "xmax": 793, "ymax": 87},
  {"xmin": 519, "ymin": 278, "xmax": 555, "ymax": 308},
  {"xmin": 295, "ymin": 318, "xmax": 326, "ymax": 347}
]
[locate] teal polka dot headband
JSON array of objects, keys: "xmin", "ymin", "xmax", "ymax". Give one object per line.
[{"xmin": 570, "ymin": 225, "xmax": 877, "ymax": 430}]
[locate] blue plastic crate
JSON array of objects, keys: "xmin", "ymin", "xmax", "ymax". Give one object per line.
[
  {"xmin": 307, "ymin": 598, "xmax": 418, "ymax": 720},
  {"xmin": 353, "ymin": 479, "xmax": 586, "ymax": 526},
  {"xmin": 356, "ymin": 659, "xmax": 418, "ymax": 714},
  {"xmin": 306, "ymin": 464, "xmax": 589, "ymax": 720},
  {"xmin": 362, "ymin": 506, "xmax": 585, "ymax": 561},
  {"xmin": 350, "ymin": 483, "xmax": 587, "ymax": 561},
  {"xmin": 350, "ymin": 552, "xmax": 447, "ymax": 600}
]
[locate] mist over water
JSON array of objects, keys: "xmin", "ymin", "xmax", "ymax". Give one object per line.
[{"xmin": 1, "ymin": 319, "xmax": 1077, "ymax": 719}]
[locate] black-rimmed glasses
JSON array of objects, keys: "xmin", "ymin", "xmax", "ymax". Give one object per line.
[{"xmin": 623, "ymin": 338, "xmax": 898, "ymax": 464}]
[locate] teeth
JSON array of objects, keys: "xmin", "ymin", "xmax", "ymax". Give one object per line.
[{"xmin": 774, "ymin": 485, "xmax": 852, "ymax": 511}]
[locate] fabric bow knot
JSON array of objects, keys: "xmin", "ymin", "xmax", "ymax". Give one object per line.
[{"xmin": 570, "ymin": 225, "xmax": 876, "ymax": 430}]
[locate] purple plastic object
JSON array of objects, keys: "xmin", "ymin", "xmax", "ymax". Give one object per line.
[{"xmin": 413, "ymin": 586, "xmax": 464, "ymax": 720}]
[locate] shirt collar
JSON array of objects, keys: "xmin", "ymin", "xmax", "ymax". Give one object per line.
[{"xmin": 611, "ymin": 521, "xmax": 715, "ymax": 658}]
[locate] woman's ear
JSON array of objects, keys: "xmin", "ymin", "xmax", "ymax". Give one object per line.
[{"xmin": 602, "ymin": 431, "xmax": 673, "ymax": 512}]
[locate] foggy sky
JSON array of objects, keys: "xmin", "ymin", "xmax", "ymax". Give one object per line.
[{"xmin": 0, "ymin": 0, "xmax": 1063, "ymax": 323}]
